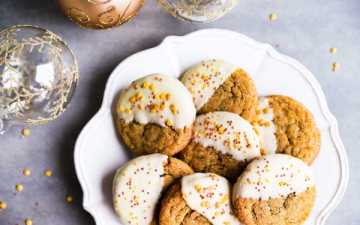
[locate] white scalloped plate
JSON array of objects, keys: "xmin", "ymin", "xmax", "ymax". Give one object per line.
[{"xmin": 74, "ymin": 29, "xmax": 349, "ymax": 225}]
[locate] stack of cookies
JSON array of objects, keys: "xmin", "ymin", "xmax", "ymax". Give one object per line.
[{"xmin": 112, "ymin": 59, "xmax": 321, "ymax": 225}]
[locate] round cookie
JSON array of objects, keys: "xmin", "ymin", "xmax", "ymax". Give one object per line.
[
  {"xmin": 159, "ymin": 173, "xmax": 241, "ymax": 225},
  {"xmin": 232, "ymin": 154, "xmax": 316, "ymax": 225},
  {"xmin": 115, "ymin": 74, "xmax": 196, "ymax": 156},
  {"xmin": 113, "ymin": 153, "xmax": 193, "ymax": 225},
  {"xmin": 178, "ymin": 111, "xmax": 261, "ymax": 180},
  {"xmin": 181, "ymin": 59, "xmax": 258, "ymax": 121},
  {"xmin": 254, "ymin": 95, "xmax": 321, "ymax": 164}
]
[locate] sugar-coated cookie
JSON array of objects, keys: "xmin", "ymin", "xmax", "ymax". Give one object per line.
[
  {"xmin": 232, "ymin": 154, "xmax": 316, "ymax": 225},
  {"xmin": 113, "ymin": 153, "xmax": 193, "ymax": 225},
  {"xmin": 254, "ymin": 95, "xmax": 321, "ymax": 164},
  {"xmin": 159, "ymin": 173, "xmax": 241, "ymax": 225},
  {"xmin": 115, "ymin": 74, "xmax": 196, "ymax": 156},
  {"xmin": 181, "ymin": 59, "xmax": 258, "ymax": 121},
  {"xmin": 179, "ymin": 111, "xmax": 261, "ymax": 180}
]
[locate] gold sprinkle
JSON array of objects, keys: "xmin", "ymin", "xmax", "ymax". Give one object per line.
[
  {"xmin": 215, "ymin": 195, "xmax": 229, "ymax": 208},
  {"xmin": 329, "ymin": 47, "xmax": 337, "ymax": 54},
  {"xmin": 194, "ymin": 184, "xmax": 202, "ymax": 192},
  {"xmin": 66, "ymin": 195, "xmax": 73, "ymax": 203},
  {"xmin": 169, "ymin": 104, "xmax": 177, "ymax": 115},
  {"xmin": 149, "ymin": 104, "xmax": 159, "ymax": 113},
  {"xmin": 142, "ymin": 81, "xmax": 150, "ymax": 89},
  {"xmin": 165, "ymin": 119, "xmax": 173, "ymax": 127},
  {"xmin": 24, "ymin": 218, "xmax": 33, "ymax": 225},
  {"xmin": 263, "ymin": 108, "xmax": 270, "ymax": 114},
  {"xmin": 149, "ymin": 83, "xmax": 156, "ymax": 92},
  {"xmin": 16, "ymin": 184, "xmax": 24, "ymax": 192},
  {"xmin": 0, "ymin": 201, "xmax": 7, "ymax": 210},
  {"xmin": 269, "ymin": 13, "xmax": 278, "ymax": 21},
  {"xmin": 165, "ymin": 93, "xmax": 171, "ymax": 100},
  {"xmin": 159, "ymin": 92, "xmax": 170, "ymax": 100},
  {"xmin": 23, "ymin": 168, "xmax": 31, "ymax": 177},
  {"xmin": 159, "ymin": 102, "xmax": 166, "ymax": 110},
  {"xmin": 44, "ymin": 169, "xmax": 53, "ymax": 177},
  {"xmin": 332, "ymin": 62, "xmax": 340, "ymax": 72},
  {"xmin": 216, "ymin": 125, "xmax": 226, "ymax": 134},
  {"xmin": 200, "ymin": 201, "xmax": 210, "ymax": 208},
  {"xmin": 21, "ymin": 128, "xmax": 31, "ymax": 137}
]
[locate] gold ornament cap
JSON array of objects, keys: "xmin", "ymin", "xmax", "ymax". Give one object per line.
[{"xmin": 58, "ymin": 0, "xmax": 144, "ymax": 29}]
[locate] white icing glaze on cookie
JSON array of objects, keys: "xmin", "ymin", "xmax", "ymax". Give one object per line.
[
  {"xmin": 117, "ymin": 74, "xmax": 196, "ymax": 129},
  {"xmin": 181, "ymin": 173, "xmax": 241, "ymax": 225},
  {"xmin": 113, "ymin": 153, "xmax": 168, "ymax": 225},
  {"xmin": 181, "ymin": 59, "xmax": 237, "ymax": 110},
  {"xmin": 193, "ymin": 111, "xmax": 261, "ymax": 161},
  {"xmin": 256, "ymin": 97, "xmax": 278, "ymax": 154},
  {"xmin": 233, "ymin": 154, "xmax": 315, "ymax": 200}
]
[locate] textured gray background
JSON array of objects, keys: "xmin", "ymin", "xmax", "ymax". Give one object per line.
[{"xmin": 0, "ymin": 0, "xmax": 359, "ymax": 224}]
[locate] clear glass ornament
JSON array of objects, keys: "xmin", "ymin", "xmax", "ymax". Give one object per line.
[
  {"xmin": 0, "ymin": 25, "xmax": 79, "ymax": 134},
  {"xmin": 158, "ymin": 0, "xmax": 239, "ymax": 22}
]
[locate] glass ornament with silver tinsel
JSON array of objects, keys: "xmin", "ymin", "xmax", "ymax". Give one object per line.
[
  {"xmin": 158, "ymin": 0, "xmax": 239, "ymax": 22},
  {"xmin": 0, "ymin": 25, "xmax": 79, "ymax": 134}
]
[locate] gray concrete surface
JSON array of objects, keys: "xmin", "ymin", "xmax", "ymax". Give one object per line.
[{"xmin": 0, "ymin": 0, "xmax": 359, "ymax": 224}]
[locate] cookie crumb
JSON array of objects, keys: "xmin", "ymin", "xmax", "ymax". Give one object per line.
[
  {"xmin": 21, "ymin": 128, "xmax": 31, "ymax": 137},
  {"xmin": 332, "ymin": 62, "xmax": 340, "ymax": 72},
  {"xmin": 44, "ymin": 169, "xmax": 53, "ymax": 177},
  {"xmin": 269, "ymin": 13, "xmax": 278, "ymax": 21},
  {"xmin": 23, "ymin": 168, "xmax": 31, "ymax": 177},
  {"xmin": 15, "ymin": 184, "xmax": 24, "ymax": 192},
  {"xmin": 0, "ymin": 201, "xmax": 7, "ymax": 210},
  {"xmin": 329, "ymin": 47, "xmax": 337, "ymax": 54}
]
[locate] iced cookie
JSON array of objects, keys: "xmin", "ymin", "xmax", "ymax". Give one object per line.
[
  {"xmin": 232, "ymin": 154, "xmax": 316, "ymax": 225},
  {"xmin": 113, "ymin": 153, "xmax": 193, "ymax": 225},
  {"xmin": 181, "ymin": 59, "xmax": 258, "ymax": 121},
  {"xmin": 254, "ymin": 95, "xmax": 321, "ymax": 164},
  {"xmin": 115, "ymin": 74, "xmax": 196, "ymax": 156},
  {"xmin": 178, "ymin": 111, "xmax": 261, "ymax": 180},
  {"xmin": 159, "ymin": 173, "xmax": 241, "ymax": 225}
]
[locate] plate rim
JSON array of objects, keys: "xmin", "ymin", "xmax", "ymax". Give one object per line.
[{"xmin": 74, "ymin": 28, "xmax": 349, "ymax": 225}]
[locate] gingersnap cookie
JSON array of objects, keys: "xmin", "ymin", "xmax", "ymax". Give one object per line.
[
  {"xmin": 232, "ymin": 154, "xmax": 316, "ymax": 225},
  {"xmin": 113, "ymin": 153, "xmax": 193, "ymax": 225},
  {"xmin": 115, "ymin": 74, "xmax": 196, "ymax": 156},
  {"xmin": 181, "ymin": 59, "xmax": 258, "ymax": 121},
  {"xmin": 254, "ymin": 95, "xmax": 321, "ymax": 164},
  {"xmin": 178, "ymin": 111, "xmax": 261, "ymax": 180},
  {"xmin": 159, "ymin": 173, "xmax": 241, "ymax": 225}
]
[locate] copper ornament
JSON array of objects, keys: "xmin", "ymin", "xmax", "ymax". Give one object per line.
[{"xmin": 58, "ymin": 0, "xmax": 144, "ymax": 29}]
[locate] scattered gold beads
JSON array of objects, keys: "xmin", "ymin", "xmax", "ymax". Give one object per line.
[
  {"xmin": 21, "ymin": 128, "xmax": 31, "ymax": 137},
  {"xmin": 329, "ymin": 47, "xmax": 337, "ymax": 54},
  {"xmin": 15, "ymin": 184, "xmax": 24, "ymax": 192},
  {"xmin": 23, "ymin": 168, "xmax": 31, "ymax": 177},
  {"xmin": 66, "ymin": 195, "xmax": 73, "ymax": 203},
  {"xmin": 269, "ymin": 13, "xmax": 278, "ymax": 21},
  {"xmin": 44, "ymin": 169, "xmax": 53, "ymax": 177},
  {"xmin": 0, "ymin": 201, "xmax": 7, "ymax": 210},
  {"xmin": 24, "ymin": 218, "xmax": 33, "ymax": 225},
  {"xmin": 169, "ymin": 104, "xmax": 177, "ymax": 115},
  {"xmin": 332, "ymin": 62, "xmax": 341, "ymax": 72}
]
